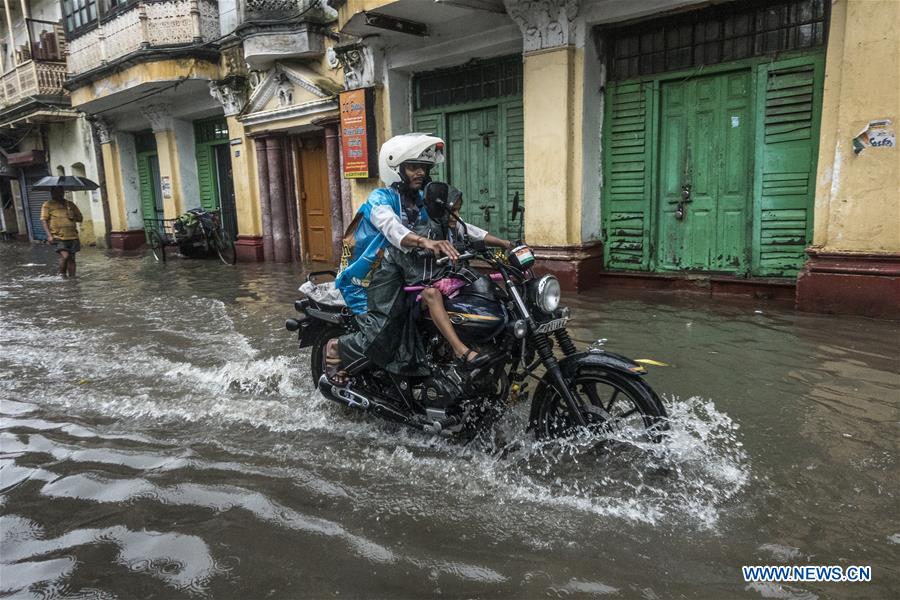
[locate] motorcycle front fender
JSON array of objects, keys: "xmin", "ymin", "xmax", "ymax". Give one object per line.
[{"xmin": 557, "ymin": 350, "xmax": 648, "ymax": 379}]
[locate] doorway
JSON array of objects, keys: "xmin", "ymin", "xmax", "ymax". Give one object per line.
[
  {"xmin": 136, "ymin": 132, "xmax": 164, "ymax": 231},
  {"xmin": 214, "ymin": 144, "xmax": 237, "ymax": 240},
  {"xmin": 448, "ymin": 107, "xmax": 507, "ymax": 239},
  {"xmin": 295, "ymin": 136, "xmax": 332, "ymax": 262},
  {"xmin": 656, "ymin": 70, "xmax": 753, "ymax": 273}
]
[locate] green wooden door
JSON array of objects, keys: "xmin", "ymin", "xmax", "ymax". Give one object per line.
[
  {"xmin": 138, "ymin": 152, "xmax": 164, "ymax": 229},
  {"xmin": 657, "ymin": 70, "xmax": 752, "ymax": 272},
  {"xmin": 447, "ymin": 107, "xmax": 507, "ymax": 239}
]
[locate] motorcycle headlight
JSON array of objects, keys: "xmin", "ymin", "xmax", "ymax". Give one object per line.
[{"xmin": 535, "ymin": 275, "xmax": 561, "ymax": 313}]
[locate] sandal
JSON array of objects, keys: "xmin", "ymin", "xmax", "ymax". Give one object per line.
[
  {"xmin": 455, "ymin": 349, "xmax": 494, "ymax": 371},
  {"xmin": 323, "ymin": 339, "xmax": 350, "ymax": 386}
]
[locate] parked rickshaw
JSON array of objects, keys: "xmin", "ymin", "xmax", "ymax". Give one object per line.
[{"xmin": 144, "ymin": 208, "xmax": 236, "ymax": 265}]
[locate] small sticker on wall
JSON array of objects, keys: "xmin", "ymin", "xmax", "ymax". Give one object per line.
[
  {"xmin": 853, "ymin": 119, "xmax": 895, "ymax": 154},
  {"xmin": 161, "ymin": 176, "xmax": 172, "ymax": 199},
  {"xmin": 731, "ymin": 116, "xmax": 740, "ymax": 128}
]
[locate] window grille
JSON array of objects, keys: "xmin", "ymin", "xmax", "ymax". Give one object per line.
[
  {"xmin": 194, "ymin": 118, "xmax": 229, "ymax": 144},
  {"xmin": 414, "ymin": 56, "xmax": 522, "ymax": 111},
  {"xmin": 134, "ymin": 131, "xmax": 156, "ymax": 154},
  {"xmin": 605, "ymin": 0, "xmax": 828, "ymax": 81}
]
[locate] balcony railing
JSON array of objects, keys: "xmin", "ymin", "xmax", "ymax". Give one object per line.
[
  {"xmin": 0, "ymin": 61, "xmax": 68, "ymax": 108},
  {"xmin": 67, "ymin": 0, "xmax": 220, "ymax": 75}
]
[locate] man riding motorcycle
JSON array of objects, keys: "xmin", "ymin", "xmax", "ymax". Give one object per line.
[{"xmin": 325, "ymin": 133, "xmax": 511, "ymax": 385}]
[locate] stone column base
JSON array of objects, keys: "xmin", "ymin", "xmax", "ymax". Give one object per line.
[
  {"xmin": 235, "ymin": 235, "xmax": 265, "ymax": 262},
  {"xmin": 531, "ymin": 242, "xmax": 604, "ymax": 291},
  {"xmin": 109, "ymin": 230, "xmax": 146, "ymax": 251},
  {"xmin": 796, "ymin": 250, "xmax": 900, "ymax": 319}
]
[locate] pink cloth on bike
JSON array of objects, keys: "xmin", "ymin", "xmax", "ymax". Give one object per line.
[{"xmin": 415, "ymin": 277, "xmax": 466, "ymax": 302}]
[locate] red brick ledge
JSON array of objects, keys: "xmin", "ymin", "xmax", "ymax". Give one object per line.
[
  {"xmin": 796, "ymin": 249, "xmax": 900, "ymax": 319},
  {"xmin": 235, "ymin": 235, "xmax": 264, "ymax": 262},
  {"xmin": 530, "ymin": 242, "xmax": 604, "ymax": 292},
  {"xmin": 109, "ymin": 230, "xmax": 145, "ymax": 251}
]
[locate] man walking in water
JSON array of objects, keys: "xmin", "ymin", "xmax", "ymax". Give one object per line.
[{"xmin": 41, "ymin": 188, "xmax": 83, "ymax": 278}]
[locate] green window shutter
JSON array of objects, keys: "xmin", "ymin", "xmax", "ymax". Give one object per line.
[
  {"xmin": 603, "ymin": 81, "xmax": 653, "ymax": 270},
  {"xmin": 196, "ymin": 143, "xmax": 219, "ymax": 212},
  {"xmin": 137, "ymin": 153, "xmax": 156, "ymax": 224},
  {"xmin": 503, "ymin": 99, "xmax": 524, "ymax": 232},
  {"xmin": 753, "ymin": 55, "xmax": 824, "ymax": 276},
  {"xmin": 413, "ymin": 113, "xmax": 446, "ymax": 181}
]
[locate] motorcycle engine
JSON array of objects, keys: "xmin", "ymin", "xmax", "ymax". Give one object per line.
[{"xmin": 421, "ymin": 367, "xmax": 466, "ymax": 409}]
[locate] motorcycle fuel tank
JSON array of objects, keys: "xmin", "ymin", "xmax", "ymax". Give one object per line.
[{"xmin": 440, "ymin": 276, "xmax": 507, "ymax": 343}]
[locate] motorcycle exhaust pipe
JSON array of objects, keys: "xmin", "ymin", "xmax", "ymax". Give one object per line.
[{"xmin": 317, "ymin": 375, "xmax": 411, "ymax": 424}]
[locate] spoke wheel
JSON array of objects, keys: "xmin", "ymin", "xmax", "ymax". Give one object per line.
[
  {"xmin": 534, "ymin": 368, "xmax": 667, "ymax": 443},
  {"xmin": 147, "ymin": 229, "xmax": 166, "ymax": 263},
  {"xmin": 211, "ymin": 229, "xmax": 236, "ymax": 265}
]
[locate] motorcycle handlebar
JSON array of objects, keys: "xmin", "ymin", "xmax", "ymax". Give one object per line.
[{"xmin": 436, "ymin": 251, "xmax": 476, "ymax": 266}]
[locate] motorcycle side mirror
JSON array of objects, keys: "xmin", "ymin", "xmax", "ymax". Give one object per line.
[{"xmin": 511, "ymin": 191, "xmax": 522, "ymax": 221}]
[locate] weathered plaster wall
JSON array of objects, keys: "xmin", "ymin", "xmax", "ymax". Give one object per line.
[
  {"xmin": 522, "ymin": 46, "xmax": 584, "ymax": 247},
  {"xmin": 44, "ymin": 118, "xmax": 104, "ymax": 246},
  {"xmin": 114, "ymin": 132, "xmax": 143, "ymax": 230},
  {"xmin": 173, "ymin": 119, "xmax": 201, "ymax": 212},
  {"xmin": 580, "ymin": 27, "xmax": 604, "ymax": 244},
  {"xmin": 813, "ymin": 0, "xmax": 900, "ymax": 253},
  {"xmin": 70, "ymin": 59, "xmax": 221, "ymax": 109},
  {"xmin": 226, "ymin": 116, "xmax": 262, "ymax": 237}
]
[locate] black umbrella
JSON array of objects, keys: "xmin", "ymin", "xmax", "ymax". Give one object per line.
[{"xmin": 32, "ymin": 175, "xmax": 100, "ymax": 191}]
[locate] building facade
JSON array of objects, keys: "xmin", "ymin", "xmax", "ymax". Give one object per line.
[
  {"xmin": 64, "ymin": 0, "xmax": 233, "ymax": 250},
  {"xmin": 329, "ymin": 0, "xmax": 898, "ymax": 318},
  {"xmin": 0, "ymin": 0, "xmax": 104, "ymax": 246},
  {"xmin": 62, "ymin": 0, "xmax": 348, "ymax": 266}
]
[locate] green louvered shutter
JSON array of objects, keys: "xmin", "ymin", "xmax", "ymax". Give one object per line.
[
  {"xmin": 412, "ymin": 113, "xmax": 446, "ymax": 181},
  {"xmin": 137, "ymin": 154, "xmax": 157, "ymax": 224},
  {"xmin": 603, "ymin": 81, "xmax": 653, "ymax": 270},
  {"xmin": 753, "ymin": 55, "xmax": 824, "ymax": 276},
  {"xmin": 196, "ymin": 143, "xmax": 219, "ymax": 212},
  {"xmin": 503, "ymin": 99, "xmax": 524, "ymax": 239}
]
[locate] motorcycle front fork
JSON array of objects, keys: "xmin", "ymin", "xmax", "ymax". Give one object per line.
[{"xmin": 530, "ymin": 331, "xmax": 588, "ymax": 427}]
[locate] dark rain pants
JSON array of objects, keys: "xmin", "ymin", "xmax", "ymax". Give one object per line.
[{"xmin": 337, "ymin": 245, "xmax": 443, "ymax": 376}]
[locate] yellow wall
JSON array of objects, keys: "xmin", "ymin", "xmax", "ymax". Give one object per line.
[
  {"xmin": 101, "ymin": 140, "xmax": 128, "ymax": 231},
  {"xmin": 70, "ymin": 58, "xmax": 220, "ymax": 108},
  {"xmin": 522, "ymin": 46, "xmax": 584, "ymax": 246},
  {"xmin": 347, "ymin": 84, "xmax": 390, "ymax": 211},
  {"xmin": 153, "ymin": 130, "xmax": 184, "ymax": 219},
  {"xmin": 813, "ymin": 0, "xmax": 900, "ymax": 253},
  {"xmin": 226, "ymin": 116, "xmax": 263, "ymax": 237}
]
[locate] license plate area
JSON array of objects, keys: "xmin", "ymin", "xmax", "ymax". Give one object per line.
[{"xmin": 534, "ymin": 317, "xmax": 568, "ymax": 334}]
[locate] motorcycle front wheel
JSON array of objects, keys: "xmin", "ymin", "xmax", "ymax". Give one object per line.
[{"xmin": 532, "ymin": 367, "xmax": 668, "ymax": 443}]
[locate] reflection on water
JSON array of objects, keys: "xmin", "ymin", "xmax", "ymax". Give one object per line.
[{"xmin": 1, "ymin": 243, "xmax": 898, "ymax": 598}]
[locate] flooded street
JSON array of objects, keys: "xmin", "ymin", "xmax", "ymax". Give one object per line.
[{"xmin": 1, "ymin": 242, "xmax": 898, "ymax": 599}]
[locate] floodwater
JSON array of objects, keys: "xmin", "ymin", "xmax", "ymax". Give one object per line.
[{"xmin": 1, "ymin": 242, "xmax": 897, "ymax": 600}]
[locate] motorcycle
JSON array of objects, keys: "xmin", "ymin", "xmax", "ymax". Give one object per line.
[{"xmin": 286, "ymin": 190, "xmax": 668, "ymax": 444}]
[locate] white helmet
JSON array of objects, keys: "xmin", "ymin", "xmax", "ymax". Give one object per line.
[{"xmin": 378, "ymin": 132, "xmax": 445, "ymax": 186}]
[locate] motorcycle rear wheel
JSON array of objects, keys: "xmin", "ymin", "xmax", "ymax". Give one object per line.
[{"xmin": 532, "ymin": 368, "xmax": 668, "ymax": 443}]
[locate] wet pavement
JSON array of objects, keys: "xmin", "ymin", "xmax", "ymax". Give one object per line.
[{"xmin": 1, "ymin": 241, "xmax": 898, "ymax": 599}]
